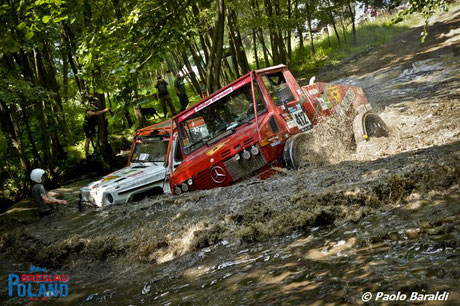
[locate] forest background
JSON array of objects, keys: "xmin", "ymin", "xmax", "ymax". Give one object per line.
[{"xmin": 0, "ymin": 0, "xmax": 449, "ymax": 208}]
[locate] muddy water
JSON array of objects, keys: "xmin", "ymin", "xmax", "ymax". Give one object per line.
[
  {"xmin": 0, "ymin": 140, "xmax": 458, "ymax": 304},
  {"xmin": 2, "ymin": 189, "xmax": 458, "ymax": 304},
  {"xmin": 1, "ymin": 25, "xmax": 460, "ymax": 306},
  {"xmin": 95, "ymin": 192, "xmax": 459, "ymax": 305}
]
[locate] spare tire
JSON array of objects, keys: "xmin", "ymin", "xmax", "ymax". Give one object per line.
[{"xmin": 353, "ymin": 112, "xmax": 389, "ymax": 141}]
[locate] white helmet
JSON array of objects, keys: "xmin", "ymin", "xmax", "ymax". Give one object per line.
[{"xmin": 30, "ymin": 168, "xmax": 46, "ymax": 183}]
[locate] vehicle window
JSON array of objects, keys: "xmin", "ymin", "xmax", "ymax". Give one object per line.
[
  {"xmin": 174, "ymin": 137, "xmax": 183, "ymax": 163},
  {"xmin": 179, "ymin": 80, "xmax": 266, "ymax": 154},
  {"xmin": 130, "ymin": 137, "xmax": 168, "ymax": 163},
  {"xmin": 261, "ymin": 71, "xmax": 295, "ymax": 106}
]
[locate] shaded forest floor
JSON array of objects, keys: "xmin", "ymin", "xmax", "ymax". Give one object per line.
[{"xmin": 1, "ymin": 7, "xmax": 459, "ymax": 305}]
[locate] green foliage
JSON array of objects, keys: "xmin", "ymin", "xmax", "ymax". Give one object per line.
[
  {"xmin": 1, "ymin": 0, "xmax": 453, "ymax": 204},
  {"xmin": 0, "ymin": 0, "xmax": 67, "ymax": 56},
  {"xmin": 291, "ymin": 12, "xmax": 419, "ymax": 77},
  {"xmin": 389, "ymin": 0, "xmax": 449, "ymax": 42},
  {"xmin": 0, "ymin": 69, "xmax": 48, "ymax": 105}
]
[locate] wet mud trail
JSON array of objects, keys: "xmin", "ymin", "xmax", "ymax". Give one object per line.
[{"xmin": 1, "ymin": 8, "xmax": 459, "ymax": 305}]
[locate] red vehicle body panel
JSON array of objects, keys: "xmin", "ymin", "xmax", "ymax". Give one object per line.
[{"xmin": 169, "ymin": 65, "xmax": 370, "ymax": 194}]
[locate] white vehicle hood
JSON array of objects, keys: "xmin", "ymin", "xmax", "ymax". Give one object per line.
[{"xmin": 80, "ymin": 163, "xmax": 166, "ymax": 207}]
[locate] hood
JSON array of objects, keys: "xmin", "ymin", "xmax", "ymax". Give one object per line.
[{"xmin": 80, "ymin": 163, "xmax": 166, "ymax": 207}]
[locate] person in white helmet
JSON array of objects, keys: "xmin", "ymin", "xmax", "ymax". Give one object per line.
[{"xmin": 30, "ymin": 169, "xmax": 67, "ymax": 217}]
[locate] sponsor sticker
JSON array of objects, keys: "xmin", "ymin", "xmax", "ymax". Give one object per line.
[
  {"xmin": 206, "ymin": 140, "xmax": 230, "ymax": 156},
  {"xmin": 102, "ymin": 176, "xmax": 120, "ymax": 182}
]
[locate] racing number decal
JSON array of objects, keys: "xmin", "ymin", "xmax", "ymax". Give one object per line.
[
  {"xmin": 294, "ymin": 112, "xmax": 307, "ymax": 126},
  {"xmin": 291, "ymin": 109, "xmax": 311, "ymax": 130}
]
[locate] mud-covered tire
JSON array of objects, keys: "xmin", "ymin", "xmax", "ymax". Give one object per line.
[
  {"xmin": 353, "ymin": 112, "xmax": 389, "ymax": 141},
  {"xmin": 282, "ymin": 132, "xmax": 313, "ymax": 170},
  {"xmin": 365, "ymin": 113, "xmax": 389, "ymax": 138},
  {"xmin": 78, "ymin": 200, "xmax": 98, "ymax": 212}
]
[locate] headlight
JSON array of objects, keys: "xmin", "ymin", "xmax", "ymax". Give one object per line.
[
  {"xmin": 181, "ymin": 183, "xmax": 189, "ymax": 192},
  {"xmin": 187, "ymin": 178, "xmax": 193, "ymax": 185},
  {"xmin": 242, "ymin": 150, "xmax": 251, "ymax": 160},
  {"xmin": 234, "ymin": 153, "xmax": 241, "ymax": 161},
  {"xmin": 175, "ymin": 186, "xmax": 182, "ymax": 195},
  {"xmin": 251, "ymin": 145, "xmax": 259, "ymax": 155}
]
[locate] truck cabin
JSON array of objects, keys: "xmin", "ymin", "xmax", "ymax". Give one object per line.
[
  {"xmin": 128, "ymin": 120, "xmax": 172, "ymax": 167},
  {"xmin": 169, "ymin": 65, "xmax": 312, "ymax": 194}
]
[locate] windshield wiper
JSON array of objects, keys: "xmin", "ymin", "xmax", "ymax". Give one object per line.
[
  {"xmin": 185, "ymin": 138, "xmax": 208, "ymax": 152},
  {"xmin": 236, "ymin": 118, "xmax": 252, "ymax": 127}
]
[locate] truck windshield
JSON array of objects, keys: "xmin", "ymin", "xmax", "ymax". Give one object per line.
[
  {"xmin": 130, "ymin": 136, "xmax": 168, "ymax": 163},
  {"xmin": 179, "ymin": 80, "xmax": 265, "ymax": 155}
]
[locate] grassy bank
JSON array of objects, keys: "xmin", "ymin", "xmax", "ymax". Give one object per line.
[{"xmin": 289, "ymin": 13, "xmax": 424, "ymax": 78}]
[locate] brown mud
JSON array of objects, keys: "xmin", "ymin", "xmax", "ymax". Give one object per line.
[{"xmin": 1, "ymin": 7, "xmax": 459, "ymax": 305}]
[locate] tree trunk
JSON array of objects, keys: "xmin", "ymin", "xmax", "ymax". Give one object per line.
[
  {"xmin": 339, "ymin": 14, "xmax": 347, "ymax": 42},
  {"xmin": 62, "ymin": 41, "xmax": 69, "ymax": 101},
  {"xmin": 287, "ymin": 0, "xmax": 292, "ymax": 65},
  {"xmin": 257, "ymin": 30, "xmax": 271, "ymax": 67},
  {"xmin": 329, "ymin": 11, "xmax": 341, "ymax": 47},
  {"xmin": 188, "ymin": 43, "xmax": 206, "ymax": 82},
  {"xmin": 95, "ymin": 92, "xmax": 115, "ymax": 161},
  {"xmin": 227, "ymin": 9, "xmax": 250, "ymax": 74},
  {"xmin": 347, "ymin": 0, "xmax": 357, "ymax": 45},
  {"xmin": 252, "ymin": 0, "xmax": 270, "ymax": 67},
  {"xmin": 273, "ymin": 0, "xmax": 287, "ymax": 64},
  {"xmin": 305, "ymin": 4, "xmax": 315, "ymax": 57},
  {"xmin": 61, "ymin": 22, "xmax": 87, "ymax": 96},
  {"xmin": 181, "ymin": 51, "xmax": 202, "ymax": 95},
  {"xmin": 0, "ymin": 102, "xmax": 30, "ymax": 174},
  {"xmin": 228, "ymin": 31, "xmax": 240, "ymax": 78},
  {"xmin": 264, "ymin": 0, "xmax": 280, "ymax": 64},
  {"xmin": 21, "ymin": 105, "xmax": 43, "ymax": 167},
  {"xmin": 206, "ymin": 0, "xmax": 225, "ymax": 93},
  {"xmin": 191, "ymin": 4, "xmax": 210, "ymax": 65},
  {"xmin": 41, "ymin": 40, "xmax": 68, "ymax": 136},
  {"xmin": 33, "ymin": 49, "xmax": 53, "ymax": 165},
  {"xmin": 252, "ymin": 29, "xmax": 260, "ymax": 69}
]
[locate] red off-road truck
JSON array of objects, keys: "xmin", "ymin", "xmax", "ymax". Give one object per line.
[{"xmin": 166, "ymin": 64, "xmax": 387, "ymax": 195}]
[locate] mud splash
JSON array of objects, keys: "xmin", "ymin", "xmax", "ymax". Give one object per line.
[{"xmin": 295, "ymin": 54, "xmax": 460, "ymax": 166}]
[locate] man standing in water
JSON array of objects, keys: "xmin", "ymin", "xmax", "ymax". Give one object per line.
[
  {"xmin": 83, "ymin": 97, "xmax": 111, "ymax": 158},
  {"xmin": 174, "ymin": 73, "xmax": 189, "ymax": 112},
  {"xmin": 155, "ymin": 74, "xmax": 177, "ymax": 118},
  {"xmin": 30, "ymin": 168, "xmax": 67, "ymax": 217}
]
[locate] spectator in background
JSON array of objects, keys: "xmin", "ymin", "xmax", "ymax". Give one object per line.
[
  {"xmin": 174, "ymin": 73, "xmax": 189, "ymax": 112},
  {"xmin": 200, "ymin": 80, "xmax": 207, "ymax": 99},
  {"xmin": 83, "ymin": 97, "xmax": 111, "ymax": 158},
  {"xmin": 155, "ymin": 75, "xmax": 177, "ymax": 119}
]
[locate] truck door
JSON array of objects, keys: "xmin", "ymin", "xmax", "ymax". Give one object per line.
[
  {"xmin": 259, "ymin": 70, "xmax": 312, "ymax": 132},
  {"xmin": 167, "ymin": 134, "xmax": 182, "ymax": 175}
]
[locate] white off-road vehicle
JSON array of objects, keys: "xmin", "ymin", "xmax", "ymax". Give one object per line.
[{"xmin": 79, "ymin": 121, "xmax": 172, "ymax": 207}]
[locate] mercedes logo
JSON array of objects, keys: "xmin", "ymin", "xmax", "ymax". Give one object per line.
[{"xmin": 210, "ymin": 166, "xmax": 226, "ymax": 184}]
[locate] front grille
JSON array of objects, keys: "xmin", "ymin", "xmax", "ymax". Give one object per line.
[
  {"xmin": 220, "ymin": 149, "xmax": 232, "ymax": 158},
  {"xmin": 243, "ymin": 137, "xmax": 254, "ymax": 147},
  {"xmin": 193, "ymin": 168, "xmax": 217, "ymax": 190},
  {"xmin": 224, "ymin": 148, "xmax": 267, "ymax": 182}
]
